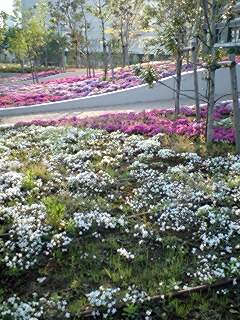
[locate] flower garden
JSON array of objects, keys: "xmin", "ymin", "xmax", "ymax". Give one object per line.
[
  {"xmin": 1, "ymin": 116, "xmax": 240, "ymax": 319},
  {"xmin": 0, "ymin": 61, "xmax": 196, "ymax": 109},
  {"xmin": 0, "ymin": 69, "xmax": 63, "ymax": 86},
  {"xmin": 0, "ymin": 58, "xmax": 240, "ymax": 319},
  {"xmin": 2, "ymin": 0, "xmax": 240, "ymax": 315},
  {"xmin": 17, "ymin": 100, "xmax": 235, "ymax": 144}
]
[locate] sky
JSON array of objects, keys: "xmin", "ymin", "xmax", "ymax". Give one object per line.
[{"xmin": 0, "ymin": 0, "xmax": 14, "ymax": 14}]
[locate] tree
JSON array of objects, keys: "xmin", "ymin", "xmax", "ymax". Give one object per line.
[
  {"xmin": 49, "ymin": 3, "xmax": 70, "ymax": 69},
  {"xmin": 198, "ymin": 0, "xmax": 235, "ymax": 145},
  {"xmin": 88, "ymin": 0, "xmax": 111, "ymax": 78},
  {"xmin": 79, "ymin": 0, "xmax": 92, "ymax": 76},
  {"xmin": 143, "ymin": 0, "xmax": 198, "ymax": 114},
  {"xmin": 110, "ymin": 0, "xmax": 143, "ymax": 67},
  {"xmin": 10, "ymin": 0, "xmax": 49, "ymax": 82},
  {"xmin": 8, "ymin": 27, "xmax": 28, "ymax": 71},
  {"xmin": 49, "ymin": 0, "xmax": 84, "ymax": 68},
  {"xmin": 0, "ymin": 11, "xmax": 7, "ymax": 48}
]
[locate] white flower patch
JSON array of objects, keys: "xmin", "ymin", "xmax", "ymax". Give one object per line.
[
  {"xmin": 117, "ymin": 248, "xmax": 135, "ymax": 260},
  {"xmin": 0, "ymin": 158, "xmax": 22, "ymax": 172},
  {"xmin": 122, "ymin": 285, "xmax": 148, "ymax": 304},
  {"xmin": 205, "ymin": 155, "xmax": 240, "ymax": 174},
  {"xmin": 59, "ymin": 127, "xmax": 90, "ymax": 144},
  {"xmin": 145, "ymin": 309, "xmax": 152, "ymax": 320},
  {"xmin": 133, "ymin": 223, "xmax": 153, "ymax": 243},
  {"xmin": 86, "ymin": 285, "xmax": 148, "ymax": 318},
  {"xmin": 73, "ymin": 211, "xmax": 126, "ymax": 235},
  {"xmin": 68, "ymin": 170, "xmax": 115, "ymax": 197},
  {"xmin": 230, "ymin": 161, "xmax": 240, "ymax": 174},
  {"xmin": 122, "ymin": 135, "xmax": 162, "ymax": 159},
  {"xmin": 179, "ymin": 152, "xmax": 202, "ymax": 164},
  {"xmin": 158, "ymin": 148, "xmax": 176, "ymax": 159},
  {"xmin": 2, "ymin": 204, "xmax": 73, "ymax": 270},
  {"xmin": 86, "ymin": 286, "xmax": 120, "ymax": 318},
  {"xmin": 57, "ymin": 128, "xmax": 105, "ymax": 153},
  {"xmin": 0, "ymin": 172, "xmax": 23, "ymax": 204},
  {"xmin": 100, "ymin": 155, "xmax": 119, "ymax": 166},
  {"xmin": 0, "ymin": 294, "xmax": 70, "ymax": 320},
  {"xmin": 2, "ymin": 123, "xmax": 240, "ymax": 309},
  {"xmin": 58, "ymin": 150, "xmax": 95, "ymax": 173},
  {"xmin": 157, "ymin": 205, "xmax": 196, "ymax": 232},
  {"xmin": 196, "ymin": 206, "xmax": 240, "ymax": 251},
  {"xmin": 45, "ymin": 231, "xmax": 72, "ymax": 255},
  {"xmin": 3, "ymin": 204, "xmax": 50, "ymax": 269}
]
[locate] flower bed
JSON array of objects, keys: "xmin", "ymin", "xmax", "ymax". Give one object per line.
[
  {"xmin": 17, "ymin": 100, "xmax": 236, "ymax": 143},
  {"xmin": 0, "ymin": 61, "xmax": 198, "ymax": 108},
  {"xmin": 15, "ymin": 69, "xmax": 63, "ymax": 81},
  {"xmin": 0, "ymin": 125, "xmax": 240, "ymax": 319},
  {"xmin": 0, "ymin": 69, "xmax": 63, "ymax": 85}
]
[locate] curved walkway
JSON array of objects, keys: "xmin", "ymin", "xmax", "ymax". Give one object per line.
[
  {"xmin": 0, "ymin": 99, "xmax": 182, "ymax": 125},
  {"xmin": 0, "ymin": 66, "xmax": 239, "ymax": 124}
]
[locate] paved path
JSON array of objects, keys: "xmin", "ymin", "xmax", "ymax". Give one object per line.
[
  {"xmin": 0, "ymin": 69, "xmax": 100, "ymax": 86},
  {"xmin": 0, "ymin": 100, "xmax": 179, "ymax": 125}
]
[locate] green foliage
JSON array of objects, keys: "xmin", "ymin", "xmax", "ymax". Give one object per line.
[
  {"xmin": 122, "ymin": 304, "xmax": 140, "ymax": 319},
  {"xmin": 69, "ymin": 298, "xmax": 87, "ymax": 314},
  {"xmin": 143, "ymin": 0, "xmax": 198, "ymax": 56},
  {"xmin": 43, "ymin": 196, "xmax": 66, "ymax": 229},
  {"xmin": 8, "ymin": 28, "xmax": 28, "ymax": 63},
  {"xmin": 22, "ymin": 170, "xmax": 35, "ymax": 191},
  {"xmin": 10, "ymin": 0, "xmax": 49, "ymax": 65},
  {"xmin": 49, "ymin": 0, "xmax": 86, "ymax": 66},
  {"xmin": 132, "ymin": 64, "xmax": 142, "ymax": 77},
  {"xmin": 168, "ymin": 299, "xmax": 192, "ymax": 319},
  {"xmin": 133, "ymin": 64, "xmax": 159, "ymax": 87},
  {"xmin": 0, "ymin": 11, "xmax": 8, "ymax": 48},
  {"xmin": 214, "ymin": 117, "xmax": 232, "ymax": 129},
  {"xmin": 0, "ymin": 63, "xmax": 58, "ymax": 73},
  {"xmin": 22, "ymin": 164, "xmax": 50, "ymax": 191}
]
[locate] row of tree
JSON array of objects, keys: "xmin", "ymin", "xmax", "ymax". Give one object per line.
[{"xmin": 0, "ymin": 0, "xmax": 145, "ymax": 78}]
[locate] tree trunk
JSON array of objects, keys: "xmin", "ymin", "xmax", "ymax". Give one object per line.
[
  {"xmin": 206, "ymin": 0, "xmax": 217, "ymax": 146},
  {"xmin": 175, "ymin": 50, "xmax": 183, "ymax": 114},
  {"xmin": 44, "ymin": 47, "xmax": 48, "ymax": 67},
  {"xmin": 120, "ymin": 22, "xmax": 126, "ymax": 67},
  {"xmin": 20, "ymin": 60, "xmax": 24, "ymax": 73},
  {"xmin": 60, "ymin": 50, "xmax": 65, "ymax": 71},
  {"xmin": 103, "ymin": 40, "xmax": 108, "ymax": 79},
  {"xmin": 206, "ymin": 66, "xmax": 215, "ymax": 144},
  {"xmin": 108, "ymin": 43, "xmax": 115, "ymax": 81},
  {"xmin": 75, "ymin": 41, "xmax": 81, "ymax": 68},
  {"xmin": 91, "ymin": 52, "xmax": 96, "ymax": 77},
  {"xmin": 82, "ymin": 6, "xmax": 91, "ymax": 78},
  {"xmin": 192, "ymin": 39, "xmax": 200, "ymax": 121},
  {"xmin": 229, "ymin": 53, "xmax": 240, "ymax": 154},
  {"xmin": 123, "ymin": 21, "xmax": 130, "ymax": 66},
  {"xmin": 99, "ymin": 12, "xmax": 108, "ymax": 79},
  {"xmin": 122, "ymin": 43, "xmax": 129, "ymax": 67},
  {"xmin": 30, "ymin": 60, "xmax": 37, "ymax": 84},
  {"xmin": 87, "ymin": 51, "xmax": 91, "ymax": 78}
]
